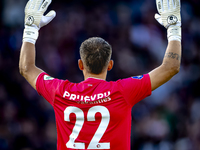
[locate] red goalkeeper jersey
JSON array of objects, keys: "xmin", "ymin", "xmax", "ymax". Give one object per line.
[{"xmin": 36, "ymin": 72, "xmax": 151, "ymax": 150}]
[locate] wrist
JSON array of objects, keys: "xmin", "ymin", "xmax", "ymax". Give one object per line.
[
  {"xmin": 167, "ymin": 24, "xmax": 181, "ymax": 42},
  {"xmin": 23, "ymin": 25, "xmax": 39, "ymax": 44}
]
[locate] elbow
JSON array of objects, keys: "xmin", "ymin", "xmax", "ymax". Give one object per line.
[
  {"xmin": 170, "ymin": 63, "xmax": 180, "ymax": 75},
  {"xmin": 172, "ymin": 65, "xmax": 180, "ymax": 75},
  {"xmin": 175, "ymin": 65, "xmax": 180, "ymax": 74},
  {"xmin": 19, "ymin": 63, "xmax": 28, "ymax": 77},
  {"xmin": 162, "ymin": 63, "xmax": 180, "ymax": 77},
  {"xmin": 19, "ymin": 64, "xmax": 25, "ymax": 76}
]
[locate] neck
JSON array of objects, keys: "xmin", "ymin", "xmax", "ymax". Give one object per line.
[{"xmin": 83, "ymin": 71, "xmax": 107, "ymax": 81}]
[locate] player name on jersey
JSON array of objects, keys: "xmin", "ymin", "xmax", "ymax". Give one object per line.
[{"xmin": 63, "ymin": 91, "xmax": 111, "ymax": 104}]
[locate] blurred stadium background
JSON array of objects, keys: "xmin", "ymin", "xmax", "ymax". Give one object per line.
[{"xmin": 0, "ymin": 0, "xmax": 200, "ymax": 149}]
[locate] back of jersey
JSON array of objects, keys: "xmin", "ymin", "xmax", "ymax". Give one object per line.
[{"xmin": 36, "ymin": 73, "xmax": 151, "ymax": 150}]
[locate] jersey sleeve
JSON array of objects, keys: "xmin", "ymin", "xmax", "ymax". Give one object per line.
[
  {"xmin": 119, "ymin": 74, "xmax": 152, "ymax": 107},
  {"xmin": 36, "ymin": 72, "xmax": 64, "ymax": 106}
]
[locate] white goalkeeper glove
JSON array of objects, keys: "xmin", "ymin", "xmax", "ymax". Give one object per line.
[
  {"xmin": 23, "ymin": 0, "xmax": 56, "ymax": 44},
  {"xmin": 155, "ymin": 0, "xmax": 181, "ymax": 42}
]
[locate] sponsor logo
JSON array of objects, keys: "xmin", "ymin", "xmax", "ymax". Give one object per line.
[
  {"xmin": 158, "ymin": 1, "xmax": 161, "ymax": 10},
  {"xmin": 167, "ymin": 15, "xmax": 178, "ymax": 25},
  {"xmin": 25, "ymin": 16, "xmax": 34, "ymax": 26},
  {"xmin": 42, "ymin": 2, "xmax": 49, "ymax": 9},
  {"xmin": 63, "ymin": 91, "xmax": 111, "ymax": 104},
  {"xmin": 132, "ymin": 75, "xmax": 143, "ymax": 80},
  {"xmin": 44, "ymin": 75, "xmax": 54, "ymax": 80}
]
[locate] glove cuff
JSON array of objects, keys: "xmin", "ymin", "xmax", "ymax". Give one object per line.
[
  {"xmin": 23, "ymin": 25, "xmax": 39, "ymax": 44},
  {"xmin": 167, "ymin": 25, "xmax": 181, "ymax": 42}
]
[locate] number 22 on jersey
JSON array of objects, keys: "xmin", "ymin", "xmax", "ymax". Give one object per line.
[{"xmin": 64, "ymin": 106, "xmax": 110, "ymax": 149}]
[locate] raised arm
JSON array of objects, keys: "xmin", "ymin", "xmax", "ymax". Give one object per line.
[
  {"xmin": 19, "ymin": 0, "xmax": 56, "ymax": 90},
  {"xmin": 149, "ymin": 41, "xmax": 181, "ymax": 91},
  {"xmin": 149, "ymin": 0, "xmax": 182, "ymax": 91}
]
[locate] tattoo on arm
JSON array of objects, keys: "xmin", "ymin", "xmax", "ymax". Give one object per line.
[{"xmin": 165, "ymin": 52, "xmax": 181, "ymax": 61}]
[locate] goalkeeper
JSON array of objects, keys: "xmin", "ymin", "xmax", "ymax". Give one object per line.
[{"xmin": 19, "ymin": 0, "xmax": 181, "ymax": 149}]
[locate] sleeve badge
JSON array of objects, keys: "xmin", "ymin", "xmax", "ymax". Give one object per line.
[
  {"xmin": 132, "ymin": 75, "xmax": 143, "ymax": 80},
  {"xmin": 44, "ymin": 75, "xmax": 54, "ymax": 80}
]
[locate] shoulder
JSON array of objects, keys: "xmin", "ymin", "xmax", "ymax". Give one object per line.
[
  {"xmin": 120, "ymin": 74, "xmax": 149, "ymax": 82},
  {"xmin": 36, "ymin": 72, "xmax": 71, "ymax": 90},
  {"xmin": 115, "ymin": 74, "xmax": 151, "ymax": 89}
]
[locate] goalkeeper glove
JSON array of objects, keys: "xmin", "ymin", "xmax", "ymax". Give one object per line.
[
  {"xmin": 155, "ymin": 0, "xmax": 181, "ymax": 42},
  {"xmin": 23, "ymin": 0, "xmax": 56, "ymax": 44}
]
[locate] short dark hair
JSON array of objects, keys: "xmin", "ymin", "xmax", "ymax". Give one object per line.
[{"xmin": 80, "ymin": 37, "xmax": 112, "ymax": 74}]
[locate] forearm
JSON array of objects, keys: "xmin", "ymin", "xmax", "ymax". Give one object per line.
[
  {"xmin": 19, "ymin": 42, "xmax": 35, "ymax": 75},
  {"xmin": 162, "ymin": 40, "xmax": 181, "ymax": 74},
  {"xmin": 19, "ymin": 42, "xmax": 43, "ymax": 89}
]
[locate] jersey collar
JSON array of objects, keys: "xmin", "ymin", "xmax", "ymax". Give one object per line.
[{"xmin": 86, "ymin": 77, "xmax": 105, "ymax": 81}]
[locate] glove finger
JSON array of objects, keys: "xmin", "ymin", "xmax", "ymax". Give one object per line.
[
  {"xmin": 169, "ymin": 0, "xmax": 175, "ymax": 10},
  {"xmin": 175, "ymin": 0, "xmax": 181, "ymax": 22},
  {"xmin": 45, "ymin": 10, "xmax": 56, "ymax": 18},
  {"xmin": 175, "ymin": 0, "xmax": 181, "ymax": 9},
  {"xmin": 154, "ymin": 13, "xmax": 163, "ymax": 25},
  {"xmin": 156, "ymin": 0, "xmax": 163, "ymax": 14},
  {"xmin": 39, "ymin": 0, "xmax": 52, "ymax": 13},
  {"xmin": 34, "ymin": 0, "xmax": 44, "ymax": 10},
  {"xmin": 163, "ymin": 0, "xmax": 169, "ymax": 11},
  {"xmin": 39, "ymin": 10, "xmax": 56, "ymax": 28},
  {"xmin": 29, "ymin": 0, "xmax": 37, "ymax": 10},
  {"xmin": 25, "ymin": 0, "xmax": 32, "ymax": 11}
]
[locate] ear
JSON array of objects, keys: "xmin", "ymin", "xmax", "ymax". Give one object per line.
[
  {"xmin": 78, "ymin": 59, "xmax": 84, "ymax": 71},
  {"xmin": 107, "ymin": 60, "xmax": 114, "ymax": 71}
]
